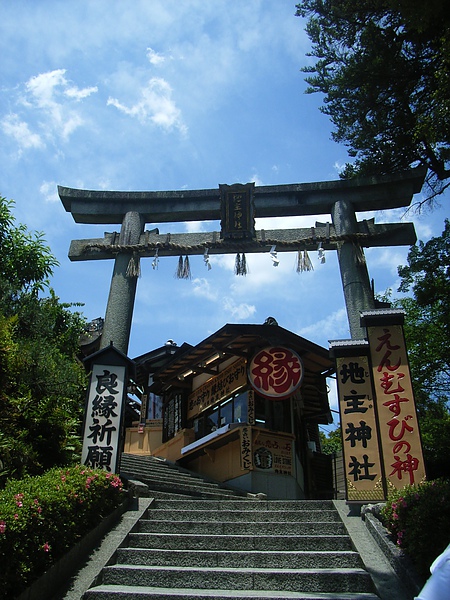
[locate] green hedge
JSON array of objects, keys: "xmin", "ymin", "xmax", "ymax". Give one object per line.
[
  {"xmin": 0, "ymin": 465, "xmax": 125, "ymax": 599},
  {"xmin": 381, "ymin": 478, "xmax": 450, "ymax": 579}
]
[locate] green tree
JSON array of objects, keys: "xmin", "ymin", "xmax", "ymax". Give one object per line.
[
  {"xmin": 0, "ymin": 198, "xmax": 58, "ymax": 305},
  {"xmin": 296, "ymin": 1, "xmax": 450, "ymax": 203},
  {"xmin": 398, "ymin": 219, "xmax": 450, "ymax": 404},
  {"xmin": 0, "ymin": 196, "xmax": 87, "ymax": 486},
  {"xmin": 396, "ymin": 220, "xmax": 450, "ymax": 477},
  {"xmin": 319, "ymin": 427, "xmax": 342, "ymax": 455}
]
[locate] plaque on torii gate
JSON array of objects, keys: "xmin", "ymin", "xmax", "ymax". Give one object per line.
[{"xmin": 59, "ymin": 167, "xmax": 426, "ymax": 354}]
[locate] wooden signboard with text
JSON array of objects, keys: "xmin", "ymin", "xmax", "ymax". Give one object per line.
[
  {"xmin": 335, "ymin": 354, "xmax": 385, "ymax": 501},
  {"xmin": 366, "ymin": 323, "xmax": 426, "ymax": 491},
  {"xmin": 187, "ymin": 358, "xmax": 247, "ymax": 420}
]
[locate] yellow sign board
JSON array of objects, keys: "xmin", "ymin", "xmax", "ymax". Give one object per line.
[
  {"xmin": 367, "ymin": 324, "xmax": 426, "ymax": 490},
  {"xmin": 252, "ymin": 430, "xmax": 293, "ymax": 476},
  {"xmin": 187, "ymin": 358, "xmax": 247, "ymax": 420},
  {"xmin": 336, "ymin": 355, "xmax": 385, "ymax": 501}
]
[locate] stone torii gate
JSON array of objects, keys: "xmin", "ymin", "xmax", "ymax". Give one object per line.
[{"xmin": 59, "ymin": 167, "xmax": 426, "ymax": 355}]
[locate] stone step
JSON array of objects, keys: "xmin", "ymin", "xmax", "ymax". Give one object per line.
[
  {"xmin": 98, "ymin": 565, "xmax": 376, "ymax": 594},
  {"xmin": 121, "ymin": 467, "xmax": 219, "ymax": 485},
  {"xmin": 120, "ymin": 457, "xmax": 215, "ymax": 482},
  {"xmin": 121, "ymin": 470, "xmax": 235, "ymax": 492},
  {"xmin": 120, "ymin": 455, "xmax": 251, "ymax": 500},
  {"xmin": 115, "ymin": 548, "xmax": 363, "ymax": 569},
  {"xmin": 139, "ymin": 490, "xmax": 199, "ymax": 501},
  {"xmin": 135, "ymin": 519, "xmax": 347, "ymax": 536},
  {"xmin": 126, "ymin": 532, "xmax": 354, "ymax": 552},
  {"xmin": 151, "ymin": 499, "xmax": 334, "ymax": 511},
  {"xmin": 143, "ymin": 508, "xmax": 341, "ymax": 523},
  {"xmin": 120, "ymin": 455, "xmax": 178, "ymax": 469},
  {"xmin": 84, "ymin": 583, "xmax": 380, "ymax": 600},
  {"xmin": 105, "ymin": 456, "xmax": 380, "ymax": 599},
  {"xmin": 120, "ymin": 455, "xmax": 249, "ymax": 495},
  {"xmin": 127, "ymin": 477, "xmax": 240, "ymax": 499}
]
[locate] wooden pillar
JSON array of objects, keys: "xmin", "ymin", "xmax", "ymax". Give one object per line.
[
  {"xmin": 331, "ymin": 198, "xmax": 375, "ymax": 339},
  {"xmin": 100, "ymin": 211, "xmax": 144, "ymax": 354}
]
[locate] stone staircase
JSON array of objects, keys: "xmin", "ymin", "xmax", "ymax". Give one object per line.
[
  {"xmin": 119, "ymin": 453, "xmax": 249, "ymax": 500},
  {"xmin": 83, "ymin": 453, "xmax": 380, "ymax": 599}
]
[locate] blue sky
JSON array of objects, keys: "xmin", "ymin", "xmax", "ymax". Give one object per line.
[{"xmin": 1, "ymin": 1, "xmax": 448, "ymax": 431}]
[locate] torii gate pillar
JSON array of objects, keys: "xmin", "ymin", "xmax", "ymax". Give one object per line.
[
  {"xmin": 101, "ymin": 211, "xmax": 144, "ymax": 354},
  {"xmin": 332, "ymin": 198, "xmax": 375, "ymax": 339}
]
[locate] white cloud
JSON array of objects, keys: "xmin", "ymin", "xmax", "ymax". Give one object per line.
[
  {"xmin": 250, "ymin": 173, "xmax": 264, "ymax": 186},
  {"xmin": 184, "ymin": 220, "xmax": 218, "ymax": 234},
  {"xmin": 1, "ymin": 113, "xmax": 43, "ymax": 149},
  {"xmin": 65, "ymin": 85, "xmax": 98, "ymax": 101},
  {"xmin": 146, "ymin": 47, "xmax": 166, "ymax": 66},
  {"xmin": 225, "ymin": 249, "xmax": 321, "ymax": 299},
  {"xmin": 25, "ymin": 69, "xmax": 68, "ymax": 107},
  {"xmin": 107, "ymin": 77, "xmax": 187, "ymax": 135},
  {"xmin": 298, "ymin": 308, "xmax": 349, "ymax": 344},
  {"xmin": 333, "ymin": 160, "xmax": 346, "ymax": 174},
  {"xmin": 263, "ymin": 216, "xmax": 320, "ymax": 233},
  {"xmin": 222, "ymin": 296, "xmax": 256, "ymax": 320},
  {"xmin": 2, "ymin": 69, "xmax": 99, "ymax": 150},
  {"xmin": 365, "ymin": 247, "xmax": 407, "ymax": 278},
  {"xmin": 60, "ymin": 112, "xmax": 84, "ymax": 139},
  {"xmin": 414, "ymin": 220, "xmax": 433, "ymax": 240},
  {"xmin": 25, "ymin": 69, "xmax": 97, "ymax": 105},
  {"xmin": 191, "ymin": 277, "xmax": 218, "ymax": 301},
  {"xmin": 40, "ymin": 180, "xmax": 59, "ymax": 203}
]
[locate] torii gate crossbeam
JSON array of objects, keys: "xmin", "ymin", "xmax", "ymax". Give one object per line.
[
  {"xmin": 59, "ymin": 168, "xmax": 425, "ymax": 224},
  {"xmin": 59, "ymin": 167, "xmax": 426, "ymax": 354}
]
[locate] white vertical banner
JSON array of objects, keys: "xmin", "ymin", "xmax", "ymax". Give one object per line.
[{"xmin": 81, "ymin": 363, "xmax": 126, "ymax": 474}]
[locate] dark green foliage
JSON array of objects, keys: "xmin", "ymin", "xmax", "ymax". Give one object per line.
[
  {"xmin": 296, "ymin": 1, "xmax": 450, "ymax": 202},
  {"xmin": 319, "ymin": 426, "xmax": 342, "ymax": 455},
  {"xmin": 381, "ymin": 479, "xmax": 450, "ymax": 579},
  {"xmin": 398, "ymin": 219, "xmax": 450, "ymax": 338},
  {"xmin": 395, "ymin": 220, "xmax": 450, "ymax": 477},
  {"xmin": 0, "ymin": 196, "xmax": 87, "ymax": 484},
  {"xmin": 0, "ymin": 466, "xmax": 125, "ymax": 598},
  {"xmin": 0, "ymin": 198, "xmax": 58, "ymax": 302}
]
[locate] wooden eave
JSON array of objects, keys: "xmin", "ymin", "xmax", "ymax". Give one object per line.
[
  {"xmin": 133, "ymin": 342, "xmax": 194, "ymax": 388},
  {"xmin": 150, "ymin": 323, "xmax": 335, "ymax": 423}
]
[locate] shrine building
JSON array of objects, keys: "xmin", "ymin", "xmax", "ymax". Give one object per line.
[
  {"xmin": 69, "ymin": 171, "xmax": 427, "ymax": 501},
  {"xmin": 123, "ymin": 320, "xmax": 336, "ymax": 500}
]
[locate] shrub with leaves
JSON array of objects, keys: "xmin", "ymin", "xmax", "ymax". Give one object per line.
[
  {"xmin": 1, "ymin": 196, "xmax": 88, "ymax": 484},
  {"xmin": 0, "ymin": 465, "xmax": 125, "ymax": 598},
  {"xmin": 381, "ymin": 479, "xmax": 450, "ymax": 579}
]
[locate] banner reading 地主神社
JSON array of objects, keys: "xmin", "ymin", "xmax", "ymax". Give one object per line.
[{"xmin": 334, "ymin": 349, "xmax": 385, "ymax": 501}]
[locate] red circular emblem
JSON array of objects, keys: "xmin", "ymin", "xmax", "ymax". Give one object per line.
[{"xmin": 248, "ymin": 346, "xmax": 304, "ymax": 400}]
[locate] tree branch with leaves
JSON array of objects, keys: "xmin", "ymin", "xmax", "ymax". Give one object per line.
[{"xmin": 296, "ymin": 0, "xmax": 450, "ymax": 205}]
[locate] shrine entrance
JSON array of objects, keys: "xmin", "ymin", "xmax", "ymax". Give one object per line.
[
  {"xmin": 126, "ymin": 321, "xmax": 336, "ymax": 499},
  {"xmin": 60, "ymin": 168, "xmax": 427, "ymax": 499},
  {"xmin": 59, "ymin": 167, "xmax": 425, "ymax": 355}
]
